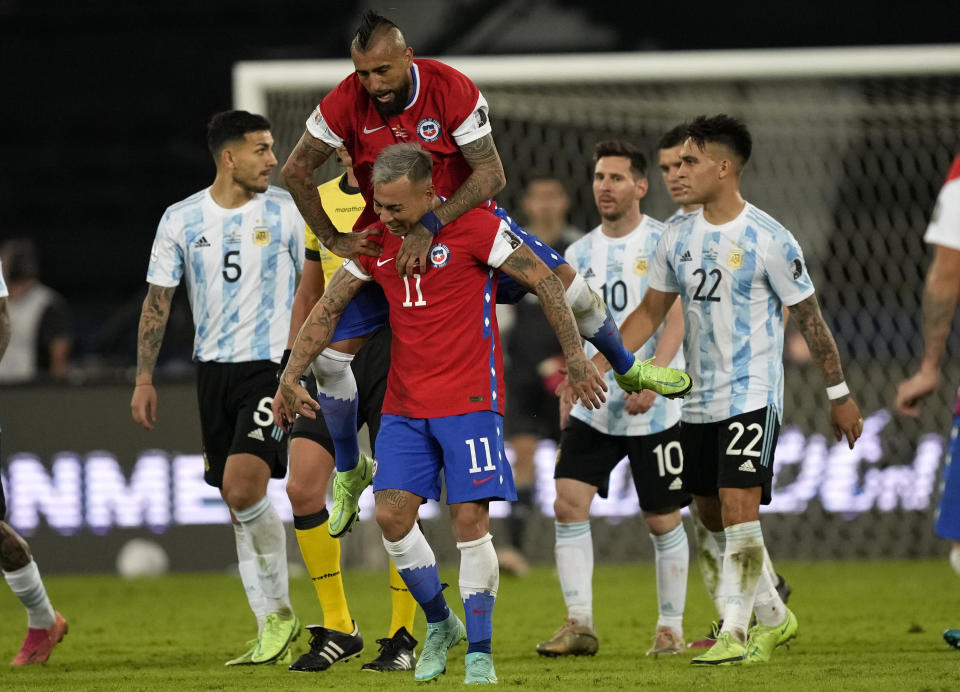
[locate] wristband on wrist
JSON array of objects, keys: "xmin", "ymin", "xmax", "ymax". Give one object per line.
[
  {"xmin": 826, "ymin": 381, "xmax": 850, "ymax": 400},
  {"xmin": 419, "ymin": 210, "xmax": 444, "ymax": 234}
]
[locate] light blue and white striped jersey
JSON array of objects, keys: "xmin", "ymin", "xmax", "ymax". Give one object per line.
[
  {"xmin": 147, "ymin": 186, "xmax": 305, "ymax": 364},
  {"xmin": 649, "ymin": 203, "xmax": 814, "ymax": 424},
  {"xmin": 0, "ymin": 258, "xmax": 7, "ymax": 297},
  {"xmin": 565, "ymin": 216, "xmax": 683, "ymax": 436}
]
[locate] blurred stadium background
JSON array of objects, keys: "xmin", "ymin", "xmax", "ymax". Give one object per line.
[{"xmin": 2, "ymin": 0, "xmax": 960, "ymax": 574}]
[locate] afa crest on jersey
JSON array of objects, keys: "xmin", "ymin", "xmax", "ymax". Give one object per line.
[
  {"xmin": 253, "ymin": 227, "xmax": 271, "ymax": 246},
  {"xmin": 430, "ymin": 242, "xmax": 451, "ymax": 267},
  {"xmin": 634, "ymin": 252, "xmax": 649, "ymax": 275},
  {"xmin": 728, "ymin": 247, "xmax": 743, "ymax": 269},
  {"xmin": 417, "ymin": 117, "xmax": 441, "ymax": 142}
]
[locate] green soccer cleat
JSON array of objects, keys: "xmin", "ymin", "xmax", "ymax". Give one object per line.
[
  {"xmin": 690, "ymin": 631, "xmax": 747, "ymax": 666},
  {"xmin": 464, "ymin": 651, "xmax": 498, "ymax": 685},
  {"xmin": 251, "ymin": 612, "xmax": 300, "ymax": 664},
  {"xmin": 614, "ymin": 357, "xmax": 693, "ymax": 399},
  {"xmin": 329, "ymin": 453, "xmax": 374, "ymax": 538},
  {"xmin": 744, "ymin": 608, "xmax": 799, "ymax": 664},
  {"xmin": 414, "ymin": 612, "xmax": 467, "ymax": 682}
]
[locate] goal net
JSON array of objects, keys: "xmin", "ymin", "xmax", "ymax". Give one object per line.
[{"xmin": 235, "ymin": 46, "xmax": 960, "ymax": 560}]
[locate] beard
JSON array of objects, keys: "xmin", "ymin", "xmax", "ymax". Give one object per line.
[{"xmin": 371, "ymin": 84, "xmax": 410, "ymax": 118}]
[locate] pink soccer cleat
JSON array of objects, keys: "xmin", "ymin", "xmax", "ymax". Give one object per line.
[{"xmin": 10, "ymin": 611, "xmax": 68, "ymax": 666}]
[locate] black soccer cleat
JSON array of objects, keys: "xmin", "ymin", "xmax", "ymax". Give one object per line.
[
  {"xmin": 289, "ymin": 622, "xmax": 363, "ymax": 672},
  {"xmin": 775, "ymin": 573, "xmax": 792, "ymax": 604},
  {"xmin": 361, "ymin": 626, "xmax": 418, "ymax": 672}
]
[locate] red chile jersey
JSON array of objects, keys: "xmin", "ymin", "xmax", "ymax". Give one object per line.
[
  {"xmin": 306, "ymin": 59, "xmax": 492, "ymax": 230},
  {"xmin": 344, "ymin": 208, "xmax": 523, "ymax": 419}
]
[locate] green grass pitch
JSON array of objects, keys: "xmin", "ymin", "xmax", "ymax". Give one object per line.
[{"xmin": 2, "ymin": 560, "xmax": 960, "ymax": 690}]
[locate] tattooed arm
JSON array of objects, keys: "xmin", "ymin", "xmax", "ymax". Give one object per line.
[
  {"xmin": 788, "ymin": 293, "xmax": 863, "ymax": 448},
  {"xmin": 274, "ymin": 267, "xmax": 365, "ymax": 426},
  {"xmin": 396, "ymin": 133, "xmax": 507, "ymax": 277},
  {"xmin": 281, "ymin": 132, "xmax": 381, "ymax": 260},
  {"xmin": 896, "ymin": 244, "xmax": 960, "ymax": 417},
  {"xmin": 499, "ymin": 244, "xmax": 607, "ymax": 409},
  {"xmin": 131, "ymin": 284, "xmax": 176, "ymax": 430},
  {"xmin": 0, "ymin": 297, "xmax": 10, "ymax": 362}
]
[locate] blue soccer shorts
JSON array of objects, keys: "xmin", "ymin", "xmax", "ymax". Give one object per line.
[
  {"xmin": 331, "ymin": 281, "xmax": 390, "ymax": 341},
  {"xmin": 935, "ymin": 414, "xmax": 960, "ymax": 541},
  {"xmin": 491, "ymin": 205, "xmax": 568, "ymax": 305},
  {"xmin": 374, "ymin": 411, "xmax": 517, "ymax": 504}
]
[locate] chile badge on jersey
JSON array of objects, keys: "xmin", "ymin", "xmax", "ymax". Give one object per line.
[
  {"xmin": 147, "ymin": 187, "xmax": 305, "ymax": 363},
  {"xmin": 344, "ymin": 207, "xmax": 521, "ymax": 419},
  {"xmin": 649, "ymin": 204, "xmax": 814, "ymax": 424},
  {"xmin": 307, "ymin": 59, "xmax": 491, "ymax": 230}
]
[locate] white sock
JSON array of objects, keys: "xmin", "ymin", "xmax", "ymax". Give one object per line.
[
  {"xmin": 233, "ymin": 496, "xmax": 292, "ymax": 619},
  {"xmin": 555, "ymin": 521, "xmax": 593, "ymax": 628},
  {"xmin": 233, "ymin": 523, "xmax": 271, "ymax": 634},
  {"xmin": 310, "ymin": 348, "xmax": 357, "ymax": 400},
  {"xmin": 950, "ymin": 544, "xmax": 960, "ymax": 577},
  {"xmin": 719, "ymin": 521, "xmax": 764, "ymax": 643},
  {"xmin": 708, "ymin": 530, "xmax": 727, "ymax": 617},
  {"xmin": 650, "ymin": 523, "xmax": 688, "ymax": 636},
  {"xmin": 564, "ymin": 274, "xmax": 606, "ymax": 337},
  {"xmin": 4, "ymin": 560, "xmax": 56, "ymax": 629},
  {"xmin": 457, "ymin": 533, "xmax": 499, "ymax": 599},
  {"xmin": 382, "ymin": 522, "xmax": 438, "ymax": 572},
  {"xmin": 753, "ymin": 556, "xmax": 787, "ymax": 627}
]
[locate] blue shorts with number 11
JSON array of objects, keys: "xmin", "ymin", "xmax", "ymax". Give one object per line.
[{"xmin": 374, "ymin": 411, "xmax": 517, "ymax": 504}]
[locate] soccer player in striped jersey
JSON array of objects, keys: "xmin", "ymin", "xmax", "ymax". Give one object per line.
[
  {"xmin": 536, "ymin": 140, "xmax": 691, "ymax": 659},
  {"xmin": 895, "ymin": 152, "xmax": 960, "ymax": 650},
  {"xmin": 279, "ymin": 148, "xmax": 417, "ymax": 673},
  {"xmin": 281, "ymin": 11, "xmax": 671, "ymax": 540},
  {"xmin": 657, "ymin": 124, "xmax": 793, "ymax": 648},
  {"xmin": 131, "ymin": 111, "xmax": 303, "ymax": 666},
  {"xmin": 0, "ymin": 259, "xmax": 68, "ymax": 665},
  {"xmin": 616, "ymin": 115, "xmax": 863, "ymax": 665},
  {"xmin": 277, "ymin": 142, "xmax": 608, "ymax": 685}
]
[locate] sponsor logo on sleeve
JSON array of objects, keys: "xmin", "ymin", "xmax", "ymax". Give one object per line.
[
  {"xmin": 474, "ymin": 108, "xmax": 488, "ymax": 128},
  {"xmin": 792, "ymin": 258, "xmax": 803, "ymax": 280}
]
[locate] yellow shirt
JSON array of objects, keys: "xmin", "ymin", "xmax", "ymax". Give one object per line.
[{"xmin": 305, "ymin": 173, "xmax": 365, "ymax": 286}]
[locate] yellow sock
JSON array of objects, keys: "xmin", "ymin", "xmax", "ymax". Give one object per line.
[
  {"xmin": 295, "ymin": 521, "xmax": 353, "ymax": 633},
  {"xmin": 388, "ymin": 558, "xmax": 417, "ymax": 636}
]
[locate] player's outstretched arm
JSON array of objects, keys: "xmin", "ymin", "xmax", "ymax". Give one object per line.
[
  {"xmin": 499, "ymin": 244, "xmax": 607, "ymax": 410},
  {"xmin": 896, "ymin": 244, "xmax": 960, "ymax": 417},
  {"xmin": 617, "ymin": 288, "xmax": 678, "ymax": 354},
  {"xmin": 282, "ymin": 132, "xmax": 381, "ymax": 260},
  {"xmin": 787, "ymin": 293, "xmax": 863, "ymax": 448},
  {"xmin": 628, "ymin": 300, "xmax": 686, "ymax": 415},
  {"xmin": 131, "ymin": 284, "xmax": 176, "ymax": 430},
  {"xmin": 395, "ymin": 133, "xmax": 506, "ymax": 277},
  {"xmin": 0, "ymin": 296, "xmax": 10, "ymax": 362},
  {"xmin": 276, "ymin": 267, "xmax": 364, "ymax": 427}
]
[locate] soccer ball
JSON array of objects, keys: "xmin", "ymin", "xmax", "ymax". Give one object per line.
[{"xmin": 116, "ymin": 538, "xmax": 170, "ymax": 578}]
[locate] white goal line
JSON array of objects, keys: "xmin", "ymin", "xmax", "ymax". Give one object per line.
[{"xmin": 234, "ymin": 44, "xmax": 960, "ymax": 114}]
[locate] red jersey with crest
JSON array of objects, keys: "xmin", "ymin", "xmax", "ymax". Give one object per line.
[
  {"xmin": 345, "ymin": 207, "xmax": 523, "ymax": 418},
  {"xmin": 306, "ymin": 59, "xmax": 491, "ymax": 230}
]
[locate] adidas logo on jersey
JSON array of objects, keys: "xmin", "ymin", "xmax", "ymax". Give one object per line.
[
  {"xmin": 194, "ymin": 236, "xmax": 211, "ymax": 248},
  {"xmin": 583, "ymin": 268, "xmax": 596, "ymax": 278},
  {"xmin": 679, "ymin": 250, "xmax": 692, "ymax": 262},
  {"xmin": 668, "ymin": 477, "xmax": 683, "ymax": 491},
  {"xmin": 738, "ymin": 459, "xmax": 757, "ymax": 473},
  {"xmin": 247, "ymin": 428, "xmax": 265, "ymax": 441}
]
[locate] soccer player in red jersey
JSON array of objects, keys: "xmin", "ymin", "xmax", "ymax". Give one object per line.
[
  {"xmin": 279, "ymin": 11, "xmax": 658, "ymax": 540},
  {"xmin": 276, "ymin": 142, "xmax": 608, "ymax": 684}
]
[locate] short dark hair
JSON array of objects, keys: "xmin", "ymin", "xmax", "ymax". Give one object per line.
[
  {"xmin": 206, "ymin": 110, "xmax": 271, "ymax": 158},
  {"xmin": 372, "ymin": 142, "xmax": 433, "ymax": 186},
  {"xmin": 593, "ymin": 140, "xmax": 647, "ymax": 178},
  {"xmin": 685, "ymin": 114, "xmax": 752, "ymax": 165},
  {"xmin": 352, "ymin": 10, "xmax": 400, "ymax": 52},
  {"xmin": 657, "ymin": 123, "xmax": 689, "ymax": 151}
]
